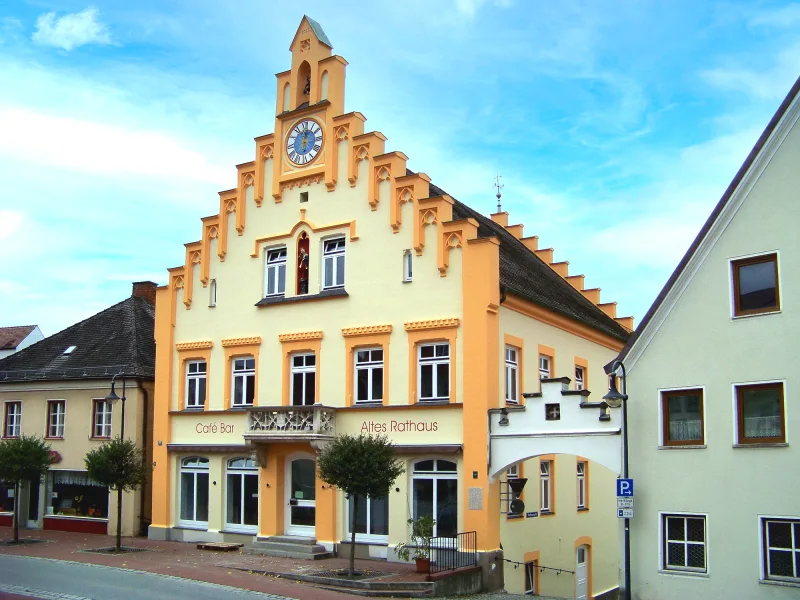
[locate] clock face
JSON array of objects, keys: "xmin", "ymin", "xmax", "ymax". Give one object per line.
[{"xmin": 286, "ymin": 119, "xmax": 323, "ymax": 166}]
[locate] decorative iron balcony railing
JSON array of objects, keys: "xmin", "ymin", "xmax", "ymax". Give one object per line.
[{"xmin": 244, "ymin": 405, "xmax": 336, "ymax": 443}]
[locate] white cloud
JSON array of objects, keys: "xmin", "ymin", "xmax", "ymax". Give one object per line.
[
  {"xmin": 454, "ymin": 0, "xmax": 512, "ymax": 19},
  {"xmin": 701, "ymin": 42, "xmax": 800, "ymax": 100},
  {"xmin": 748, "ymin": 3, "xmax": 800, "ymax": 28},
  {"xmin": 0, "ymin": 210, "xmax": 23, "ymax": 241},
  {"xmin": 32, "ymin": 6, "xmax": 111, "ymax": 51}
]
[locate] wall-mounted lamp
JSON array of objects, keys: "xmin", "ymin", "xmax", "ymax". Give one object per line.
[{"xmin": 498, "ymin": 408, "xmax": 510, "ymax": 426}]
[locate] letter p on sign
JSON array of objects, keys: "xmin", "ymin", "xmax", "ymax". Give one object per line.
[{"xmin": 617, "ymin": 478, "xmax": 634, "ymax": 497}]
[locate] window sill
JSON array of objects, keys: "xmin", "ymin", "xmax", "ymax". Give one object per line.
[
  {"xmin": 732, "ymin": 309, "xmax": 781, "ymax": 320},
  {"xmin": 760, "ymin": 579, "xmax": 800, "ymax": 589},
  {"xmin": 45, "ymin": 515, "xmax": 108, "ymax": 523},
  {"xmin": 341, "ymin": 538, "xmax": 389, "ymax": 546},
  {"xmin": 732, "ymin": 443, "xmax": 788, "ymax": 449},
  {"xmin": 220, "ymin": 528, "xmax": 257, "ymax": 535},
  {"xmin": 175, "ymin": 524, "xmax": 209, "ymax": 531},
  {"xmin": 658, "ymin": 569, "xmax": 708, "ymax": 578},
  {"xmin": 183, "ymin": 406, "xmax": 207, "ymax": 412},
  {"xmin": 577, "ymin": 507, "xmax": 589, "ymax": 512},
  {"xmin": 90, "ymin": 436, "xmax": 111, "ymax": 441},
  {"xmin": 658, "ymin": 445, "xmax": 707, "ymax": 450},
  {"xmin": 416, "ymin": 400, "xmax": 451, "ymax": 406},
  {"xmin": 540, "ymin": 510, "xmax": 555, "ymax": 517},
  {"xmin": 353, "ymin": 401, "xmax": 384, "ymax": 408},
  {"xmin": 256, "ymin": 288, "xmax": 348, "ymax": 307},
  {"xmin": 506, "ymin": 514, "xmax": 524, "ymax": 521},
  {"xmin": 45, "ymin": 437, "xmax": 65, "ymax": 441},
  {"xmin": 228, "ymin": 406, "xmax": 250, "ymax": 412}
]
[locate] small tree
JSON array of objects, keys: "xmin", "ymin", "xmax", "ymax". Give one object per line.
[
  {"xmin": 85, "ymin": 437, "xmax": 151, "ymax": 551},
  {"xmin": 317, "ymin": 434, "xmax": 405, "ymax": 577},
  {"xmin": 0, "ymin": 435, "xmax": 53, "ymax": 543}
]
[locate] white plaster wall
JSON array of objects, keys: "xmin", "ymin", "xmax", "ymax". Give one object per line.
[{"xmin": 625, "ymin": 108, "xmax": 800, "ymax": 599}]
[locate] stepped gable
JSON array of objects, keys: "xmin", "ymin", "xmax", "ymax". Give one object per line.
[
  {"xmin": 0, "ymin": 291, "xmax": 155, "ymax": 382},
  {"xmin": 422, "ymin": 176, "xmax": 629, "ymax": 342}
]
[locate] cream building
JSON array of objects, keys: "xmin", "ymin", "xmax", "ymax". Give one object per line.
[
  {"xmin": 614, "ymin": 76, "xmax": 800, "ymax": 599},
  {"xmin": 149, "ymin": 17, "xmax": 631, "ymax": 597}
]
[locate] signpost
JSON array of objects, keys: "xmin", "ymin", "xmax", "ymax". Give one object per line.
[
  {"xmin": 618, "ymin": 508, "xmax": 634, "ymax": 518},
  {"xmin": 616, "ymin": 478, "xmax": 634, "ymax": 497},
  {"xmin": 617, "ymin": 478, "xmax": 634, "ymax": 519}
]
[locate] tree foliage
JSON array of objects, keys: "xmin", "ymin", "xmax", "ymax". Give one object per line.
[
  {"xmin": 0, "ymin": 435, "xmax": 53, "ymax": 542},
  {"xmin": 84, "ymin": 437, "xmax": 150, "ymax": 492}
]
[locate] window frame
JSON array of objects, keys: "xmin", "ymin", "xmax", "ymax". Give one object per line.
[
  {"xmin": 179, "ymin": 456, "xmax": 210, "ymax": 529},
  {"xmin": 761, "ymin": 516, "xmax": 800, "ymax": 583},
  {"xmin": 417, "ymin": 342, "xmax": 451, "ymax": 402},
  {"xmin": 735, "ymin": 382, "xmax": 786, "ymax": 445},
  {"xmin": 505, "ymin": 345, "xmax": 520, "ymax": 404},
  {"xmin": 185, "ymin": 360, "xmax": 207, "ymax": 409},
  {"xmin": 575, "ymin": 366, "xmax": 585, "ymax": 391},
  {"xmin": 4, "ymin": 401, "xmax": 21, "ymax": 438},
  {"xmin": 402, "ymin": 249, "xmax": 413, "ymax": 282},
  {"xmin": 347, "ymin": 493, "xmax": 390, "ymax": 542},
  {"xmin": 264, "ymin": 246, "xmax": 288, "ymax": 297},
  {"xmin": 92, "ymin": 399, "xmax": 112, "ymax": 439},
  {"xmin": 411, "ymin": 459, "xmax": 458, "ymax": 538},
  {"xmin": 540, "ymin": 459, "xmax": 553, "ymax": 514},
  {"xmin": 354, "ymin": 347, "xmax": 384, "ymax": 404},
  {"xmin": 231, "ymin": 356, "xmax": 256, "ymax": 407},
  {"xmin": 539, "ymin": 355, "xmax": 551, "ymax": 380},
  {"xmin": 209, "ymin": 279, "xmax": 217, "ymax": 307},
  {"xmin": 291, "ymin": 352, "xmax": 317, "ymax": 406},
  {"xmin": 524, "ymin": 560, "xmax": 537, "ymax": 594},
  {"xmin": 322, "ymin": 237, "xmax": 346, "ymax": 290},
  {"xmin": 661, "ymin": 512, "xmax": 708, "ymax": 574},
  {"xmin": 661, "ymin": 388, "xmax": 705, "ymax": 446},
  {"xmin": 224, "ymin": 457, "xmax": 258, "ymax": 534},
  {"xmin": 46, "ymin": 400, "xmax": 66, "ymax": 439},
  {"xmin": 577, "ymin": 461, "xmax": 588, "ymax": 510},
  {"xmin": 730, "ymin": 252, "xmax": 780, "ymax": 318}
]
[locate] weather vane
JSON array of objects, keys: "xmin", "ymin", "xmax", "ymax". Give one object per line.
[{"xmin": 494, "ymin": 175, "xmax": 504, "ymax": 213}]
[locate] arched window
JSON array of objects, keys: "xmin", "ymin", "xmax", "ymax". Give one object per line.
[
  {"xmin": 179, "ymin": 457, "xmax": 209, "ymax": 528},
  {"xmin": 411, "ymin": 459, "xmax": 457, "ymax": 537},
  {"xmin": 226, "ymin": 457, "xmax": 258, "ymax": 532},
  {"xmin": 296, "ymin": 61, "xmax": 311, "ymax": 108}
]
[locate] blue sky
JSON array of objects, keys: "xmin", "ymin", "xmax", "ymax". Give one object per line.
[{"xmin": 1, "ymin": 1, "xmax": 798, "ymax": 336}]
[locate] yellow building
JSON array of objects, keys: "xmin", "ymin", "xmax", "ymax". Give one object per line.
[{"xmin": 148, "ymin": 17, "xmax": 631, "ymax": 597}]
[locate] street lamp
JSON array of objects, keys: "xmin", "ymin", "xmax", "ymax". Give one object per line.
[
  {"xmin": 105, "ymin": 372, "xmax": 127, "ymax": 549},
  {"xmin": 603, "ymin": 360, "xmax": 631, "ymax": 600}
]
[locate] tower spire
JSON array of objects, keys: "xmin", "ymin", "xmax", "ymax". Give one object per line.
[{"xmin": 494, "ymin": 175, "xmax": 504, "ymax": 213}]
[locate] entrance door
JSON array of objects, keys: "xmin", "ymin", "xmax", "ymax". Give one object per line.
[
  {"xmin": 576, "ymin": 545, "xmax": 589, "ymax": 600},
  {"xmin": 285, "ymin": 457, "xmax": 316, "ymax": 536},
  {"xmin": 26, "ymin": 480, "xmax": 40, "ymax": 529}
]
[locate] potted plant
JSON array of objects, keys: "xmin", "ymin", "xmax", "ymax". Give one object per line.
[{"xmin": 395, "ymin": 515, "xmax": 436, "ymax": 573}]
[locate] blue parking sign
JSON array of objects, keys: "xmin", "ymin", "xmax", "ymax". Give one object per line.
[{"xmin": 617, "ymin": 478, "xmax": 634, "ymax": 497}]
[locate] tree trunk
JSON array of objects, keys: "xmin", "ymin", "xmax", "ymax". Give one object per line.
[
  {"xmin": 13, "ymin": 481, "xmax": 19, "ymax": 543},
  {"xmin": 116, "ymin": 487, "xmax": 122, "ymax": 551},
  {"xmin": 349, "ymin": 494, "xmax": 358, "ymax": 577}
]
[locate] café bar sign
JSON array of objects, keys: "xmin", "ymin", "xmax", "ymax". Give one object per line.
[{"xmin": 173, "ymin": 413, "xmax": 245, "ymax": 444}]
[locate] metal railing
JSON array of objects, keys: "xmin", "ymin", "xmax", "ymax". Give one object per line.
[
  {"xmin": 428, "ymin": 531, "xmax": 478, "ymax": 575},
  {"xmin": 245, "ymin": 405, "xmax": 336, "ymax": 436}
]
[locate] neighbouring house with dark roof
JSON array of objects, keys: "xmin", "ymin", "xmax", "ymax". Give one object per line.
[
  {"xmin": 148, "ymin": 18, "xmax": 631, "ymax": 598},
  {"xmin": 0, "ymin": 325, "xmax": 44, "ymax": 360},
  {"xmin": 0, "ymin": 282, "xmax": 156, "ymax": 538}
]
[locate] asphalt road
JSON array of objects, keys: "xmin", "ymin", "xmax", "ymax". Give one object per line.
[{"xmin": 0, "ymin": 555, "xmax": 294, "ymax": 600}]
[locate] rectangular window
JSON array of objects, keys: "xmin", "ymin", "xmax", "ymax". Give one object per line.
[
  {"xmin": 93, "ymin": 400, "xmax": 112, "ymax": 438},
  {"xmin": 505, "ymin": 346, "xmax": 519, "ymax": 404},
  {"xmin": 418, "ymin": 342, "xmax": 450, "ymax": 402},
  {"xmin": 403, "ymin": 250, "xmax": 413, "ymax": 282},
  {"xmin": 291, "ymin": 353, "xmax": 316, "ymax": 406},
  {"xmin": 4, "ymin": 402, "xmax": 21, "ymax": 438},
  {"xmin": 736, "ymin": 382, "xmax": 785, "ymax": 444},
  {"xmin": 662, "ymin": 389, "xmax": 704, "ymax": 445},
  {"xmin": 575, "ymin": 366, "xmax": 585, "ymax": 391},
  {"xmin": 47, "ymin": 400, "xmax": 65, "ymax": 438},
  {"xmin": 355, "ymin": 348, "xmax": 383, "ymax": 403},
  {"xmin": 322, "ymin": 237, "xmax": 346, "ymax": 289},
  {"xmin": 539, "ymin": 355, "xmax": 551, "ymax": 380},
  {"xmin": 524, "ymin": 560, "xmax": 537, "ymax": 595},
  {"xmin": 762, "ymin": 518, "xmax": 800, "ymax": 582},
  {"xmin": 732, "ymin": 253, "xmax": 779, "ymax": 317},
  {"xmin": 505, "ymin": 464, "xmax": 520, "ymax": 514},
  {"xmin": 662, "ymin": 514, "xmax": 706, "ymax": 573},
  {"xmin": 232, "ymin": 357, "xmax": 256, "ymax": 407},
  {"xmin": 348, "ymin": 494, "xmax": 389, "ymax": 539},
  {"xmin": 265, "ymin": 247, "xmax": 287, "ymax": 297},
  {"xmin": 577, "ymin": 461, "xmax": 587, "ymax": 510},
  {"xmin": 209, "ymin": 279, "xmax": 217, "ymax": 307},
  {"xmin": 47, "ymin": 470, "xmax": 108, "ymax": 519},
  {"xmin": 186, "ymin": 361, "xmax": 207, "ymax": 408},
  {"xmin": 540, "ymin": 460, "xmax": 552, "ymax": 513}
]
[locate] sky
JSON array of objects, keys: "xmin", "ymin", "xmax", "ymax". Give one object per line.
[{"xmin": 0, "ymin": 0, "xmax": 798, "ymax": 336}]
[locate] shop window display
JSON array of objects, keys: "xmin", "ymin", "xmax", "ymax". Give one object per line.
[{"xmin": 46, "ymin": 470, "xmax": 109, "ymax": 519}]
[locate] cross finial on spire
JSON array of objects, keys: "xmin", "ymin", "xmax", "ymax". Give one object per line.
[{"xmin": 494, "ymin": 175, "xmax": 504, "ymax": 213}]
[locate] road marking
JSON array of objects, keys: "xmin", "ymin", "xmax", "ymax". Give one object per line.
[{"xmin": 0, "ymin": 583, "xmax": 93, "ymax": 600}]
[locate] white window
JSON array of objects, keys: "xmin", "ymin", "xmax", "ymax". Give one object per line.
[
  {"xmin": 662, "ymin": 514, "xmax": 706, "ymax": 573},
  {"xmin": 355, "ymin": 348, "xmax": 383, "ymax": 403},
  {"xmin": 418, "ymin": 342, "xmax": 450, "ymax": 402},
  {"xmin": 209, "ymin": 279, "xmax": 217, "ymax": 307},
  {"xmin": 540, "ymin": 460, "xmax": 552, "ymax": 513},
  {"xmin": 762, "ymin": 518, "xmax": 800, "ymax": 582},
  {"xmin": 524, "ymin": 560, "xmax": 537, "ymax": 594},
  {"xmin": 179, "ymin": 457, "xmax": 209, "ymax": 528},
  {"xmin": 322, "ymin": 237, "xmax": 346, "ymax": 289},
  {"xmin": 47, "ymin": 400, "xmax": 65, "ymax": 438},
  {"xmin": 291, "ymin": 353, "xmax": 316, "ymax": 406},
  {"xmin": 575, "ymin": 366, "xmax": 585, "ymax": 390},
  {"xmin": 4, "ymin": 402, "xmax": 21, "ymax": 438},
  {"xmin": 265, "ymin": 247, "xmax": 287, "ymax": 297},
  {"xmin": 348, "ymin": 494, "xmax": 389, "ymax": 541},
  {"xmin": 186, "ymin": 361, "xmax": 207, "ymax": 408},
  {"xmin": 577, "ymin": 461, "xmax": 587, "ymax": 509},
  {"xmin": 505, "ymin": 346, "xmax": 519, "ymax": 403},
  {"xmin": 403, "ymin": 250, "xmax": 413, "ymax": 282},
  {"xmin": 411, "ymin": 459, "xmax": 458, "ymax": 538},
  {"xmin": 232, "ymin": 357, "xmax": 255, "ymax": 407},
  {"xmin": 539, "ymin": 355, "xmax": 551, "ymax": 380},
  {"xmin": 225, "ymin": 458, "xmax": 258, "ymax": 533},
  {"xmin": 93, "ymin": 400, "xmax": 112, "ymax": 438}
]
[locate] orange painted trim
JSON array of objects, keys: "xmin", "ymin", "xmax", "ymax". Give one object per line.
[
  {"xmin": 405, "ymin": 318, "xmax": 460, "ymax": 331},
  {"xmin": 574, "ymin": 536, "xmax": 593, "ymax": 600},
  {"xmin": 217, "ymin": 189, "xmax": 237, "ymax": 261},
  {"xmin": 175, "ymin": 341, "xmax": 213, "ymax": 351},
  {"xmin": 413, "ymin": 196, "xmax": 454, "ymax": 256},
  {"xmin": 280, "ymin": 338, "xmax": 322, "ymax": 406},
  {"xmin": 250, "ymin": 217, "xmax": 358, "ymax": 257},
  {"xmin": 254, "ymin": 133, "xmax": 275, "ymax": 206},
  {"xmin": 539, "ymin": 454, "xmax": 556, "ymax": 516},
  {"xmin": 222, "ymin": 336, "xmax": 263, "ymax": 347},
  {"xmin": 200, "ymin": 216, "xmax": 220, "ymax": 286},
  {"xmin": 278, "ymin": 331, "xmax": 323, "ymax": 342},
  {"xmin": 574, "ymin": 356, "xmax": 589, "ymax": 391},
  {"xmin": 151, "ymin": 285, "xmax": 175, "ymax": 528},
  {"xmin": 504, "ymin": 334, "xmax": 525, "ymax": 406},
  {"xmin": 344, "ymin": 331, "xmax": 391, "ymax": 407},
  {"xmin": 391, "ymin": 173, "xmax": 430, "ymax": 233},
  {"xmin": 523, "ymin": 550, "xmax": 541, "ymax": 594},
  {"xmin": 183, "ymin": 241, "xmax": 202, "ymax": 308},
  {"xmin": 406, "ymin": 326, "xmax": 458, "ymax": 405},
  {"xmin": 502, "ymin": 294, "xmax": 626, "ymax": 352},
  {"xmin": 236, "ymin": 163, "xmax": 256, "ymax": 236},
  {"xmin": 223, "ymin": 343, "xmax": 261, "ymax": 409},
  {"xmin": 372, "ymin": 151, "xmax": 407, "ymax": 211},
  {"xmin": 347, "ymin": 132, "xmax": 386, "ymax": 190},
  {"xmin": 177, "ymin": 347, "xmax": 212, "ymax": 410},
  {"xmin": 439, "ymin": 219, "xmax": 478, "ymax": 276}
]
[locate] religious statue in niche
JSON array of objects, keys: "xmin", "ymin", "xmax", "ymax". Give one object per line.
[
  {"xmin": 303, "ymin": 76, "xmax": 311, "ymax": 97},
  {"xmin": 297, "ymin": 232, "xmax": 310, "ymax": 295}
]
